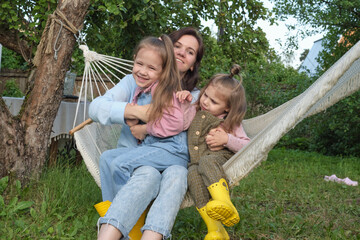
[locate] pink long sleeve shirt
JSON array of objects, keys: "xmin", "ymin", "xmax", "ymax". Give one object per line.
[{"xmin": 132, "ymin": 82, "xmax": 189, "ymax": 138}]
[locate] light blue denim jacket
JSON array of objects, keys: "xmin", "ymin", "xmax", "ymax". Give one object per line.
[{"xmin": 89, "ymin": 74, "xmax": 139, "ymax": 148}]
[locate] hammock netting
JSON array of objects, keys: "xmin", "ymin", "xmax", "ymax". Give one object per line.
[{"xmin": 73, "ymin": 41, "xmax": 360, "ymax": 208}]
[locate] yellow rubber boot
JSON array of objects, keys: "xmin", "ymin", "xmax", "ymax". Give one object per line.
[
  {"xmin": 197, "ymin": 207, "xmax": 229, "ymax": 240},
  {"xmin": 94, "ymin": 201, "xmax": 112, "ymax": 217},
  {"xmin": 206, "ymin": 178, "xmax": 240, "ymax": 227},
  {"xmin": 94, "ymin": 201, "xmax": 147, "ymax": 240},
  {"xmin": 128, "ymin": 209, "xmax": 148, "ymax": 240}
]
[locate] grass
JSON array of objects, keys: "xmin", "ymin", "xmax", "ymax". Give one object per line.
[
  {"xmin": 175, "ymin": 149, "xmax": 360, "ymax": 239},
  {"xmin": 1, "ymin": 148, "xmax": 359, "ymax": 239}
]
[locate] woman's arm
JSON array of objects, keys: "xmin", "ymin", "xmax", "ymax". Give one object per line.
[
  {"xmin": 206, "ymin": 124, "xmax": 250, "ymax": 152},
  {"xmin": 89, "ymin": 74, "xmax": 136, "ymax": 125},
  {"xmin": 124, "ymin": 104, "xmax": 150, "ymax": 123}
]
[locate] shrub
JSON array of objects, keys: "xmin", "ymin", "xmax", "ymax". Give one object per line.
[
  {"xmin": 1, "ymin": 47, "xmax": 28, "ymax": 70},
  {"xmin": 278, "ymin": 92, "xmax": 360, "ymax": 157},
  {"xmin": 308, "ymin": 92, "xmax": 360, "ymax": 156},
  {"xmin": 2, "ymin": 79, "xmax": 24, "ymax": 97},
  {"xmin": 243, "ymin": 60, "xmax": 313, "ymax": 117}
]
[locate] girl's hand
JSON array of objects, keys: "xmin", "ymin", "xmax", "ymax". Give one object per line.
[
  {"xmin": 206, "ymin": 127, "xmax": 228, "ymax": 151},
  {"xmin": 130, "ymin": 124, "xmax": 148, "ymax": 140},
  {"xmin": 176, "ymin": 90, "xmax": 192, "ymax": 103}
]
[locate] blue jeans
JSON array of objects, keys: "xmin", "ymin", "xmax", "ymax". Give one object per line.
[
  {"xmin": 100, "ymin": 143, "xmax": 188, "ymax": 201},
  {"xmin": 99, "ymin": 165, "xmax": 188, "ymax": 240}
]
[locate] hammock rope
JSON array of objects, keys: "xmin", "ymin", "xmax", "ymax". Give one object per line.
[
  {"xmin": 72, "ymin": 41, "xmax": 360, "ymax": 209},
  {"xmin": 33, "ymin": 9, "xmax": 80, "ymax": 66},
  {"xmin": 72, "ymin": 45, "xmax": 133, "ymax": 128}
]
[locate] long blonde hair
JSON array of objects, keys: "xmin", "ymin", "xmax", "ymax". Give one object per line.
[
  {"xmin": 195, "ymin": 64, "xmax": 247, "ymax": 133},
  {"xmin": 133, "ymin": 35, "xmax": 181, "ymax": 122}
]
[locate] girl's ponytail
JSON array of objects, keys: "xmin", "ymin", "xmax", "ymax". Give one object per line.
[{"xmin": 225, "ymin": 64, "xmax": 246, "ymax": 132}]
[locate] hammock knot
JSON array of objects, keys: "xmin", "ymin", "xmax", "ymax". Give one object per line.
[{"xmin": 80, "ymin": 44, "xmax": 102, "ymax": 63}]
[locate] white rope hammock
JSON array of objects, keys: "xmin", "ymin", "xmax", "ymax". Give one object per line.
[{"xmin": 72, "ymin": 41, "xmax": 360, "ymax": 208}]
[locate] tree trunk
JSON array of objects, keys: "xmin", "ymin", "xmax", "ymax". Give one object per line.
[{"xmin": 0, "ymin": 0, "xmax": 90, "ymax": 184}]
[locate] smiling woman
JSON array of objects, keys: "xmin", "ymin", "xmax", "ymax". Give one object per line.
[
  {"xmin": 169, "ymin": 27, "xmax": 204, "ymax": 92},
  {"xmin": 173, "ymin": 35, "xmax": 199, "ymax": 75}
]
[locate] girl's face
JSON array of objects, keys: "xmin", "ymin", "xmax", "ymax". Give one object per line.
[
  {"xmin": 173, "ymin": 35, "xmax": 199, "ymax": 75},
  {"xmin": 200, "ymin": 84, "xmax": 230, "ymax": 117},
  {"xmin": 133, "ymin": 47, "xmax": 163, "ymax": 89}
]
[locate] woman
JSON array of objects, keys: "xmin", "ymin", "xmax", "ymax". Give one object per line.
[{"xmin": 89, "ymin": 27, "xmax": 204, "ymax": 240}]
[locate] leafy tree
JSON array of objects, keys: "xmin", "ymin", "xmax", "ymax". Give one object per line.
[
  {"xmin": 0, "ymin": 0, "xmax": 90, "ymax": 184},
  {"xmin": 299, "ymin": 49, "xmax": 309, "ymax": 62},
  {"xmin": 272, "ymin": 0, "xmax": 360, "ymax": 69}
]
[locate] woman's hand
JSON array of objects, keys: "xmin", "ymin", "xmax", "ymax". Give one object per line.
[
  {"xmin": 126, "ymin": 118, "xmax": 139, "ymax": 127},
  {"xmin": 130, "ymin": 124, "xmax": 148, "ymax": 140},
  {"xmin": 176, "ymin": 90, "xmax": 192, "ymax": 103},
  {"xmin": 206, "ymin": 127, "xmax": 228, "ymax": 151},
  {"xmin": 124, "ymin": 103, "xmax": 151, "ymax": 123}
]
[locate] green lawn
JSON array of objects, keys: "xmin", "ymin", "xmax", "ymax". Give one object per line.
[{"xmin": 1, "ymin": 148, "xmax": 359, "ymax": 239}]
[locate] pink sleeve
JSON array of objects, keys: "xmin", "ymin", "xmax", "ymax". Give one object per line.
[
  {"xmin": 224, "ymin": 124, "xmax": 251, "ymax": 153},
  {"xmin": 146, "ymin": 93, "xmax": 194, "ymax": 138},
  {"xmin": 182, "ymin": 104, "xmax": 196, "ymax": 131}
]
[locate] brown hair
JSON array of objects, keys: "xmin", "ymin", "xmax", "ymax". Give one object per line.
[
  {"xmin": 133, "ymin": 35, "xmax": 181, "ymax": 122},
  {"xmin": 169, "ymin": 27, "xmax": 204, "ymax": 92},
  {"xmin": 195, "ymin": 64, "xmax": 247, "ymax": 133}
]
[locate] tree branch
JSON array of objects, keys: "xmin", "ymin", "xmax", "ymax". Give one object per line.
[{"xmin": 0, "ymin": 23, "xmax": 32, "ymax": 62}]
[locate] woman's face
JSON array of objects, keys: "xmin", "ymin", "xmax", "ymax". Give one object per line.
[{"xmin": 173, "ymin": 35, "xmax": 199, "ymax": 75}]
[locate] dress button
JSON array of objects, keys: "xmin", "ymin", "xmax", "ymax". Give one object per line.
[
  {"xmin": 194, "ymin": 146, "xmax": 198, "ymax": 150},
  {"xmin": 201, "ymin": 115, "xmax": 206, "ymax": 119},
  {"xmin": 195, "ymin": 131, "xmax": 200, "ymax": 135}
]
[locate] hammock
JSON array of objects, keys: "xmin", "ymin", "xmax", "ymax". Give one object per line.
[{"xmin": 72, "ymin": 41, "xmax": 360, "ymax": 208}]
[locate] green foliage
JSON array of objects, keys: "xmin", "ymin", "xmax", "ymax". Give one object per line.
[
  {"xmin": 198, "ymin": 33, "xmax": 233, "ymax": 87},
  {"xmin": 0, "ymin": 0, "xmax": 57, "ymax": 57},
  {"xmin": 0, "ymin": 164, "xmax": 101, "ymax": 239},
  {"xmin": 2, "ymin": 79, "xmax": 24, "ymax": 97},
  {"xmin": 299, "ymin": 49, "xmax": 309, "ymax": 62},
  {"xmin": 2, "ymin": 0, "xmax": 274, "ymax": 74},
  {"xmin": 308, "ymin": 92, "xmax": 360, "ymax": 156},
  {"xmin": 0, "ymin": 177, "xmax": 35, "ymax": 238},
  {"xmin": 1, "ymin": 47, "xmax": 28, "ymax": 70},
  {"xmin": 243, "ymin": 59, "xmax": 313, "ymax": 117},
  {"xmin": 272, "ymin": 0, "xmax": 360, "ymax": 71},
  {"xmin": 277, "ymin": 92, "xmax": 360, "ymax": 157},
  {"xmin": 271, "ymin": 0, "xmax": 360, "ymax": 157}
]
